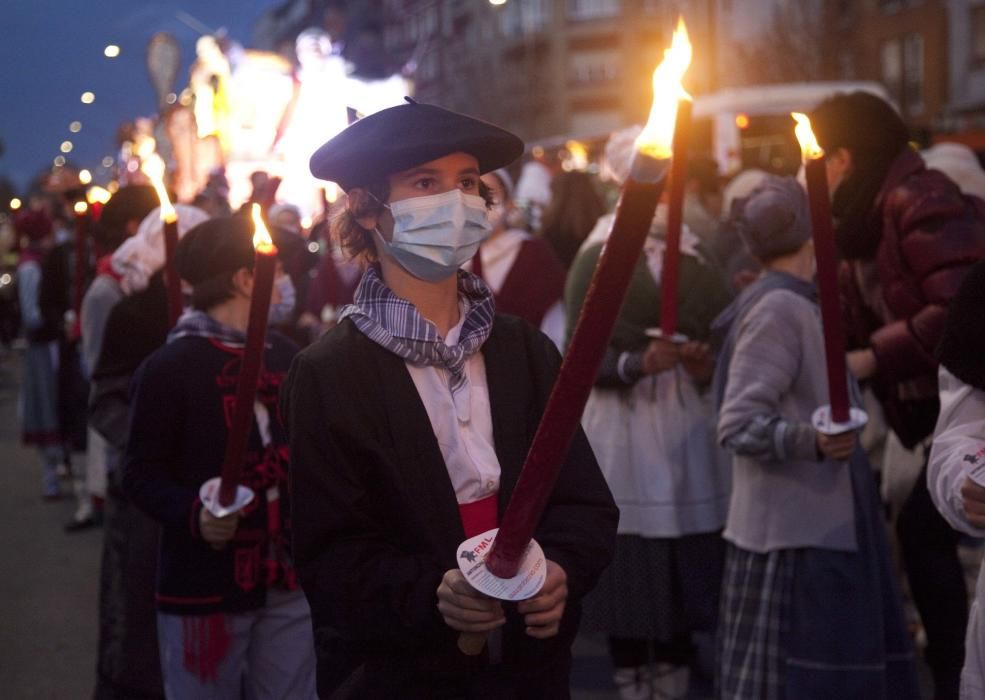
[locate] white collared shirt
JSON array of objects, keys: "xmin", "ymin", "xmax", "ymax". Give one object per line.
[{"xmin": 405, "ymin": 306, "xmax": 502, "ymax": 505}]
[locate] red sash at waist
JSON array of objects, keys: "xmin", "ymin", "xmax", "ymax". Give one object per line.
[{"xmin": 458, "ymin": 494, "xmax": 499, "ymax": 539}]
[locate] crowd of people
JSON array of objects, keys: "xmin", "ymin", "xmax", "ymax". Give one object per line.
[{"xmin": 6, "ymin": 88, "xmax": 985, "ymax": 700}]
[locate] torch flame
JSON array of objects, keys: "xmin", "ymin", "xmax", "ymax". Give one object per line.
[
  {"xmin": 141, "ymin": 153, "xmax": 177, "ymax": 224},
  {"xmin": 135, "ymin": 136, "xmax": 157, "ymax": 161},
  {"xmin": 251, "ymin": 203, "xmax": 277, "ymax": 255},
  {"xmin": 792, "ymin": 112, "xmax": 825, "ymax": 161},
  {"xmin": 635, "ymin": 17, "xmax": 692, "ymax": 160},
  {"xmin": 86, "ymin": 186, "xmax": 112, "ymax": 205},
  {"xmin": 74, "ymin": 201, "xmax": 88, "ymax": 215}
]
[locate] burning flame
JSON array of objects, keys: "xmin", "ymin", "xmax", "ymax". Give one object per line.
[
  {"xmin": 141, "ymin": 153, "xmax": 177, "ymax": 224},
  {"xmin": 135, "ymin": 136, "xmax": 157, "ymax": 161},
  {"xmin": 86, "ymin": 186, "xmax": 112, "ymax": 205},
  {"xmin": 563, "ymin": 140, "xmax": 589, "ymax": 172},
  {"xmin": 792, "ymin": 112, "xmax": 824, "ymax": 161},
  {"xmin": 251, "ymin": 203, "xmax": 277, "ymax": 255},
  {"xmin": 635, "ymin": 17, "xmax": 692, "ymax": 160},
  {"xmin": 73, "ymin": 201, "xmax": 88, "ymax": 215}
]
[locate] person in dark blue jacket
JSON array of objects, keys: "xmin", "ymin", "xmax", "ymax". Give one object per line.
[{"xmin": 124, "ymin": 214, "xmax": 314, "ymax": 699}]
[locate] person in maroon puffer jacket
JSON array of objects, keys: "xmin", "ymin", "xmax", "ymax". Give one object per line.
[{"xmin": 812, "ymin": 91, "xmax": 985, "ymax": 700}]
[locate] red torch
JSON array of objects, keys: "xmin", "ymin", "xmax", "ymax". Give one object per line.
[
  {"xmin": 215, "ymin": 204, "xmax": 279, "ymax": 508},
  {"xmin": 792, "ymin": 112, "xmax": 866, "ymax": 434},
  {"xmin": 657, "ymin": 19, "xmax": 693, "ymax": 341},
  {"xmin": 72, "ymin": 201, "xmax": 89, "ymax": 321},
  {"xmin": 142, "ymin": 153, "xmax": 183, "ymax": 328},
  {"xmin": 454, "ymin": 20, "xmax": 691, "ymax": 655},
  {"xmin": 86, "ymin": 186, "xmax": 112, "ymax": 224}
]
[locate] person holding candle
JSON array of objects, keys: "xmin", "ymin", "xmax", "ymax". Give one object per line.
[
  {"xmin": 282, "ymin": 99, "xmax": 618, "ymax": 698},
  {"xmin": 713, "ymin": 176, "xmax": 917, "ymax": 699},
  {"xmin": 811, "ymin": 91, "xmax": 985, "ymax": 699},
  {"xmin": 570, "ymin": 125, "xmax": 733, "ymax": 699},
  {"xmin": 123, "ymin": 215, "xmax": 315, "ymax": 699}
]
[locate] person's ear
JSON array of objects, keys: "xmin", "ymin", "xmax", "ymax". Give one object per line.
[
  {"xmin": 231, "ymin": 267, "xmax": 254, "ymax": 298},
  {"xmin": 832, "ymin": 147, "xmax": 853, "ymax": 175}
]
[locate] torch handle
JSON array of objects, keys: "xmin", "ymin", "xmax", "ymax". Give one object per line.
[
  {"xmin": 485, "ymin": 171, "xmax": 666, "ymax": 579},
  {"xmin": 217, "ymin": 249, "xmax": 278, "ymax": 507},
  {"xmin": 660, "ymin": 99, "xmax": 692, "ymax": 337},
  {"xmin": 74, "ymin": 212, "xmax": 88, "ymax": 318},
  {"xmin": 804, "ymin": 157, "xmax": 851, "ymax": 423},
  {"xmin": 163, "ymin": 219, "xmax": 183, "ymax": 328},
  {"xmin": 457, "ymin": 632, "xmax": 487, "ymax": 656}
]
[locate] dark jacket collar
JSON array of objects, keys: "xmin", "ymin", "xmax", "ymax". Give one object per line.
[{"xmin": 875, "ymin": 148, "xmax": 925, "ymax": 212}]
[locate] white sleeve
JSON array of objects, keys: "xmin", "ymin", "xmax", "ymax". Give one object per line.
[
  {"xmin": 539, "ymin": 301, "xmax": 566, "ymax": 352},
  {"xmin": 928, "ymin": 367, "xmax": 985, "ymax": 537}
]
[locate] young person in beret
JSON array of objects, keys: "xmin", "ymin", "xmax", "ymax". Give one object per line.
[
  {"xmin": 282, "ymin": 99, "xmax": 618, "ymax": 698},
  {"xmin": 123, "ymin": 214, "xmax": 315, "ymax": 699}
]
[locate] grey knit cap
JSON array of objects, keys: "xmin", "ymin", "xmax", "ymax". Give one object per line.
[{"xmin": 731, "ymin": 175, "xmax": 811, "ymax": 260}]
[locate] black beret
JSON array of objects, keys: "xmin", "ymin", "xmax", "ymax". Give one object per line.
[
  {"xmin": 309, "ymin": 98, "xmax": 525, "ymax": 190},
  {"xmin": 270, "ymin": 225, "xmax": 318, "ymax": 277},
  {"xmin": 98, "ymin": 185, "xmax": 159, "ymax": 231},
  {"xmin": 175, "ymin": 215, "xmax": 256, "ymax": 285}
]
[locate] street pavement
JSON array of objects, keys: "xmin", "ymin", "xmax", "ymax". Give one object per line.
[{"xmin": 0, "ymin": 350, "xmax": 101, "ymax": 698}]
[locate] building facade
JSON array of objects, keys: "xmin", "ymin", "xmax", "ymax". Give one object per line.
[
  {"xmin": 944, "ymin": 0, "xmax": 985, "ymax": 138},
  {"xmin": 382, "ymin": 0, "xmax": 719, "ymax": 144}
]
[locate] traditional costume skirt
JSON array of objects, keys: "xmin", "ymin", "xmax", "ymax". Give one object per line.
[
  {"xmin": 717, "ymin": 451, "xmax": 920, "ymax": 699},
  {"xmin": 581, "ymin": 531, "xmax": 724, "ymax": 644},
  {"xmin": 19, "ymin": 340, "xmax": 61, "ymax": 446}
]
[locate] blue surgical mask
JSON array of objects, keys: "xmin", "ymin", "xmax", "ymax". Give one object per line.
[
  {"xmin": 374, "ymin": 189, "xmax": 491, "ymax": 282},
  {"xmin": 269, "ymin": 275, "xmax": 296, "ymax": 325}
]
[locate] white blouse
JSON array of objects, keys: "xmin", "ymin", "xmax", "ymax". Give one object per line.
[{"xmin": 405, "ymin": 306, "xmax": 502, "ymax": 505}]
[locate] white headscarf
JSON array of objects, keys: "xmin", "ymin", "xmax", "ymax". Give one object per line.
[
  {"xmin": 111, "ymin": 204, "xmax": 210, "ymax": 295},
  {"xmin": 922, "ymin": 142, "xmax": 985, "ymax": 200}
]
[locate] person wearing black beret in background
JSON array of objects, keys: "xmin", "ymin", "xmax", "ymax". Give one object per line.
[
  {"xmin": 282, "ymin": 99, "xmax": 617, "ymax": 698},
  {"xmin": 122, "ymin": 214, "xmax": 316, "ymax": 699}
]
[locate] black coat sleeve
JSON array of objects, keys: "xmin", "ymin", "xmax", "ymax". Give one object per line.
[
  {"xmin": 122, "ymin": 353, "xmax": 201, "ymax": 536},
  {"xmin": 283, "ymin": 352, "xmax": 449, "ymax": 649},
  {"xmin": 522, "ymin": 325, "xmax": 619, "ymax": 602}
]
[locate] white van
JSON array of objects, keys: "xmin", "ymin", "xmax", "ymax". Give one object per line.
[{"xmin": 693, "ymin": 81, "xmax": 893, "ymax": 175}]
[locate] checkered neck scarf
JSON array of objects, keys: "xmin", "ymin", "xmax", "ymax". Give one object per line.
[{"xmin": 340, "ymin": 265, "xmax": 496, "ymax": 421}]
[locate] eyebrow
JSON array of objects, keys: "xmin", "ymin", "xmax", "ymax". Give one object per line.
[{"xmin": 397, "ymin": 165, "xmax": 481, "ymax": 180}]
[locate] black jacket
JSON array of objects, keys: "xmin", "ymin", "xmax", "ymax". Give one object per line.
[
  {"xmin": 123, "ymin": 332, "xmax": 299, "ymax": 615},
  {"xmin": 282, "ymin": 315, "xmax": 618, "ymax": 698}
]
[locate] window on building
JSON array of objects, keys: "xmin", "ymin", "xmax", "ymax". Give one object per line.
[
  {"xmin": 973, "ymin": 6, "xmax": 985, "ymax": 63},
  {"xmin": 569, "ymin": 49, "xmax": 619, "ymax": 85},
  {"xmin": 902, "ymin": 33, "xmax": 924, "ymax": 115},
  {"xmin": 500, "ymin": 0, "xmax": 550, "ymax": 36},
  {"xmin": 881, "ymin": 38, "xmax": 902, "ymax": 100},
  {"xmin": 568, "ymin": 0, "xmax": 621, "ymax": 21},
  {"xmin": 881, "ymin": 33, "xmax": 924, "ymax": 117}
]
